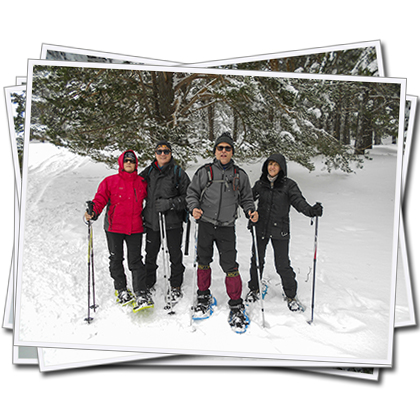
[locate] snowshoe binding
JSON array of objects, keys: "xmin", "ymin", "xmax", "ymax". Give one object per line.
[
  {"xmin": 192, "ymin": 291, "xmax": 217, "ymax": 320},
  {"xmin": 261, "ymin": 280, "xmax": 269, "ymax": 300},
  {"xmin": 115, "ymin": 288, "xmax": 135, "ymax": 306},
  {"xmin": 287, "ymin": 296, "xmax": 305, "ymax": 312},
  {"xmin": 228, "ymin": 303, "xmax": 250, "ymax": 334},
  {"xmin": 133, "ymin": 292, "xmax": 154, "ymax": 313}
]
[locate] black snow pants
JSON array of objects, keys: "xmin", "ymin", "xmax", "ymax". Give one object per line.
[
  {"xmin": 144, "ymin": 226, "xmax": 185, "ymax": 289},
  {"xmin": 105, "ymin": 231, "xmax": 147, "ymax": 294},
  {"xmin": 249, "ymin": 235, "xmax": 297, "ymax": 299}
]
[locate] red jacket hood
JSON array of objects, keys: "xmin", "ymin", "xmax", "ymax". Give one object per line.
[{"xmin": 118, "ymin": 150, "xmax": 138, "ymax": 174}]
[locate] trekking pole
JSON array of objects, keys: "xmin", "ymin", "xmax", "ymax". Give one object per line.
[
  {"xmin": 250, "ymin": 223, "xmax": 265, "ymax": 328},
  {"xmin": 307, "ymin": 204, "xmax": 320, "ymax": 325},
  {"xmin": 159, "ymin": 212, "xmax": 174, "ymax": 314},
  {"xmin": 84, "ymin": 220, "xmax": 94, "ymax": 323},
  {"xmin": 84, "ymin": 201, "xmax": 98, "ymax": 323},
  {"xmin": 89, "ymin": 221, "xmax": 98, "ymax": 314},
  {"xmin": 189, "ymin": 220, "xmax": 199, "ymax": 330},
  {"xmin": 184, "ymin": 215, "xmax": 191, "ymax": 256}
]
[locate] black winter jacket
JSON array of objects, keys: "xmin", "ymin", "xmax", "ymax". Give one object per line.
[
  {"xmin": 140, "ymin": 158, "xmax": 190, "ymax": 231},
  {"xmin": 253, "ymin": 154, "xmax": 313, "ymax": 239}
]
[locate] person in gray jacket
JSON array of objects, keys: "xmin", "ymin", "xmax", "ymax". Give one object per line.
[{"xmin": 186, "ymin": 132, "xmax": 258, "ymax": 333}]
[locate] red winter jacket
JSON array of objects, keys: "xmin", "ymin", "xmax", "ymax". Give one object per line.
[{"xmin": 91, "ymin": 150, "xmax": 147, "ymax": 235}]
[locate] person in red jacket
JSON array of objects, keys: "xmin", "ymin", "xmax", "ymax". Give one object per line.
[{"xmin": 84, "ymin": 150, "xmax": 150, "ymax": 312}]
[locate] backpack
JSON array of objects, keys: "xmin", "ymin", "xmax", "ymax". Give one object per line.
[{"xmin": 199, "ymin": 162, "xmax": 240, "ymax": 203}]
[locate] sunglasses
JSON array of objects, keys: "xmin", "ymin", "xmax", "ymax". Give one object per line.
[
  {"xmin": 124, "ymin": 159, "xmax": 135, "ymax": 164},
  {"xmin": 216, "ymin": 145, "xmax": 232, "ymax": 152},
  {"xmin": 156, "ymin": 149, "xmax": 171, "ymax": 155}
]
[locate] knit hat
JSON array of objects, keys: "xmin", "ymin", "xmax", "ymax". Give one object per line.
[
  {"xmin": 155, "ymin": 140, "xmax": 172, "ymax": 151},
  {"xmin": 124, "ymin": 151, "xmax": 136, "ymax": 161},
  {"xmin": 213, "ymin": 132, "xmax": 234, "ymax": 154}
]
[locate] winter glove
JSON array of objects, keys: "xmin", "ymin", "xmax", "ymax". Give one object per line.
[
  {"xmin": 85, "ymin": 200, "xmax": 98, "ymax": 220},
  {"xmin": 155, "ymin": 198, "xmax": 173, "ymax": 213},
  {"xmin": 310, "ymin": 202, "xmax": 323, "ymax": 217}
]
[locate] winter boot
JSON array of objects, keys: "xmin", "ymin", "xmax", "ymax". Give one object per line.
[
  {"xmin": 245, "ymin": 289, "xmax": 260, "ymax": 303},
  {"xmin": 192, "ymin": 290, "xmax": 217, "ymax": 320},
  {"xmin": 287, "ymin": 296, "xmax": 305, "ymax": 312},
  {"xmin": 115, "ymin": 288, "xmax": 135, "ymax": 306},
  {"xmin": 167, "ymin": 286, "xmax": 183, "ymax": 305},
  {"xmin": 228, "ymin": 302, "xmax": 250, "ymax": 334},
  {"xmin": 133, "ymin": 291, "xmax": 154, "ymax": 313}
]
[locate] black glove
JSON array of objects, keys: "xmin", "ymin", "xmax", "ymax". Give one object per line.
[
  {"xmin": 310, "ymin": 202, "xmax": 323, "ymax": 217},
  {"xmin": 86, "ymin": 200, "xmax": 94, "ymax": 215},
  {"xmin": 85, "ymin": 200, "xmax": 98, "ymax": 220},
  {"xmin": 155, "ymin": 198, "xmax": 172, "ymax": 213}
]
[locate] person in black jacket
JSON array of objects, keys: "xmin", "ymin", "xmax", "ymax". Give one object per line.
[
  {"xmin": 247, "ymin": 153, "xmax": 323, "ymax": 311},
  {"xmin": 139, "ymin": 140, "xmax": 190, "ymax": 306}
]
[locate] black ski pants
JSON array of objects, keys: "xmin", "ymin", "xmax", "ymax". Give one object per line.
[
  {"xmin": 249, "ymin": 235, "xmax": 297, "ymax": 299},
  {"xmin": 145, "ymin": 226, "xmax": 185, "ymax": 289},
  {"xmin": 197, "ymin": 221, "xmax": 239, "ymax": 274},
  {"xmin": 105, "ymin": 231, "xmax": 147, "ymax": 294}
]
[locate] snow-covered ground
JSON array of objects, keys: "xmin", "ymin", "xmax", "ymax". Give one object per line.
[{"xmin": 15, "ymin": 141, "xmax": 402, "ymax": 364}]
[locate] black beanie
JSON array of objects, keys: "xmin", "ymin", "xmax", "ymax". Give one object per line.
[
  {"xmin": 124, "ymin": 151, "xmax": 136, "ymax": 161},
  {"xmin": 155, "ymin": 140, "xmax": 172, "ymax": 151},
  {"xmin": 214, "ymin": 132, "xmax": 234, "ymax": 154}
]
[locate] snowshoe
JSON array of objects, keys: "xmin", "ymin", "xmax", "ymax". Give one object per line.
[
  {"xmin": 133, "ymin": 292, "xmax": 154, "ymax": 313},
  {"xmin": 228, "ymin": 303, "xmax": 250, "ymax": 334},
  {"xmin": 115, "ymin": 289, "xmax": 135, "ymax": 306},
  {"xmin": 287, "ymin": 296, "xmax": 305, "ymax": 312},
  {"xmin": 192, "ymin": 291, "xmax": 217, "ymax": 320}
]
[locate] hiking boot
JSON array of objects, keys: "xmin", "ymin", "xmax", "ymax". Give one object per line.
[
  {"xmin": 192, "ymin": 290, "xmax": 216, "ymax": 320},
  {"xmin": 133, "ymin": 292, "xmax": 154, "ymax": 313},
  {"xmin": 115, "ymin": 289, "xmax": 135, "ymax": 306},
  {"xmin": 287, "ymin": 296, "xmax": 305, "ymax": 312},
  {"xmin": 167, "ymin": 286, "xmax": 183, "ymax": 305},
  {"xmin": 245, "ymin": 289, "xmax": 260, "ymax": 303},
  {"xmin": 228, "ymin": 302, "xmax": 250, "ymax": 334}
]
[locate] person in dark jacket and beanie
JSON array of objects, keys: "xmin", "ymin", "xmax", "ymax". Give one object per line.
[
  {"xmin": 139, "ymin": 140, "xmax": 190, "ymax": 306},
  {"xmin": 246, "ymin": 153, "xmax": 323, "ymax": 311},
  {"xmin": 186, "ymin": 132, "xmax": 258, "ymax": 333},
  {"xmin": 84, "ymin": 150, "xmax": 150, "ymax": 312}
]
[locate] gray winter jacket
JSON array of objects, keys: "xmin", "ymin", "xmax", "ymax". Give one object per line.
[{"xmin": 186, "ymin": 158, "xmax": 255, "ymax": 227}]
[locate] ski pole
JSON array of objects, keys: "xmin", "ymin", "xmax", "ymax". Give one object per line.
[
  {"xmin": 308, "ymin": 205, "xmax": 320, "ymax": 325},
  {"xmin": 159, "ymin": 212, "xmax": 174, "ymax": 314},
  {"xmin": 250, "ymin": 223, "xmax": 265, "ymax": 328}
]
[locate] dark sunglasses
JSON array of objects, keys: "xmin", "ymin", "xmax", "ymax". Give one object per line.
[
  {"xmin": 216, "ymin": 145, "xmax": 232, "ymax": 152},
  {"xmin": 155, "ymin": 149, "xmax": 171, "ymax": 155},
  {"xmin": 124, "ymin": 159, "xmax": 135, "ymax": 164}
]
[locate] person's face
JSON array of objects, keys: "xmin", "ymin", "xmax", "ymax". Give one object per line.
[
  {"xmin": 215, "ymin": 142, "xmax": 233, "ymax": 165},
  {"xmin": 267, "ymin": 160, "xmax": 281, "ymax": 177},
  {"xmin": 123, "ymin": 157, "xmax": 136, "ymax": 173},
  {"xmin": 155, "ymin": 146, "xmax": 172, "ymax": 167}
]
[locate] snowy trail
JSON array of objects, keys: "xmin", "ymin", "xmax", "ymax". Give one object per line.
[{"xmin": 16, "ymin": 142, "xmax": 399, "ymax": 363}]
